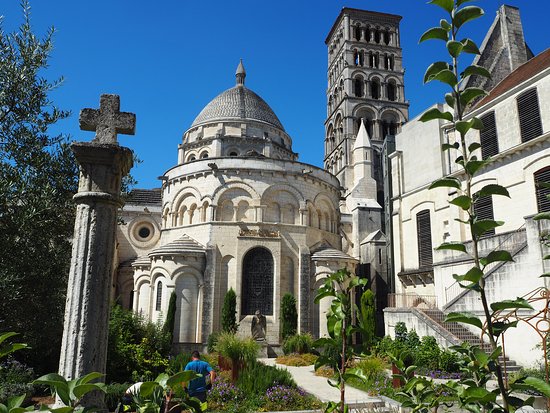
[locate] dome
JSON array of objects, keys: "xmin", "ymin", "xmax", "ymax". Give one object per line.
[{"xmin": 190, "ymin": 61, "xmax": 285, "ymax": 131}]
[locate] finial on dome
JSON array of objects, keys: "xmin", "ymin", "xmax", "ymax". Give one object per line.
[{"xmin": 236, "ymin": 59, "xmax": 246, "ymax": 86}]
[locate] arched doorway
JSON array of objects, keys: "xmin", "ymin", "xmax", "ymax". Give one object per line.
[{"xmin": 241, "ymin": 247, "xmax": 274, "ymax": 315}]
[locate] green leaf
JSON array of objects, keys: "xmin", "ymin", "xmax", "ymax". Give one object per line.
[
  {"xmin": 490, "ymin": 298, "xmax": 533, "ymax": 311},
  {"xmin": 429, "ymin": 177, "xmax": 461, "ymax": 190},
  {"xmin": 428, "ymin": 0, "xmax": 454, "ymax": 13},
  {"xmin": 492, "ymin": 320, "xmax": 518, "ymax": 337},
  {"xmin": 462, "ymin": 64, "xmax": 491, "ymax": 78},
  {"xmin": 468, "ymin": 142, "xmax": 481, "ymax": 152},
  {"xmin": 457, "ymin": 0, "xmax": 476, "ymax": 6},
  {"xmin": 449, "ymin": 195, "xmax": 471, "ymax": 210},
  {"xmin": 7, "ymin": 395, "xmax": 25, "ymax": 411},
  {"xmin": 139, "ymin": 381, "xmax": 161, "ymax": 398},
  {"xmin": 533, "ymin": 212, "xmax": 550, "ymax": 221},
  {"xmin": 73, "ymin": 384, "xmax": 105, "ymax": 400},
  {"xmin": 445, "ymin": 312, "xmax": 483, "ymax": 329},
  {"xmin": 442, "ymin": 142, "xmax": 459, "ymax": 151},
  {"xmin": 419, "ymin": 27, "xmax": 449, "ymax": 43},
  {"xmin": 453, "ymin": 267, "xmax": 483, "ymax": 284},
  {"xmin": 34, "ymin": 374, "xmax": 70, "ymax": 406},
  {"xmin": 453, "ymin": 6, "xmax": 484, "ymax": 29},
  {"xmin": 477, "ymin": 184, "xmax": 510, "ymax": 198},
  {"xmin": 445, "ymin": 92, "xmax": 456, "ymax": 108},
  {"xmin": 419, "ymin": 107, "xmax": 453, "ymax": 123},
  {"xmin": 460, "ymin": 88, "xmax": 487, "ymax": 106},
  {"xmin": 479, "ymin": 250, "xmax": 513, "ymax": 267},
  {"xmin": 519, "ymin": 377, "xmax": 550, "ymax": 398},
  {"xmin": 447, "ymin": 40, "xmax": 464, "ymax": 58},
  {"xmin": 75, "ymin": 372, "xmax": 103, "ymax": 385},
  {"xmin": 462, "ymin": 386, "xmax": 496, "ymax": 403},
  {"xmin": 464, "ymin": 159, "xmax": 488, "ymax": 175},
  {"xmin": 423, "ymin": 61, "xmax": 450, "ymax": 83},
  {"xmin": 440, "ymin": 19, "xmax": 452, "ymax": 31},
  {"xmin": 167, "ymin": 370, "xmax": 198, "ymax": 387},
  {"xmin": 472, "ymin": 219, "xmax": 503, "ymax": 237},
  {"xmin": 540, "ymin": 273, "xmax": 550, "ymax": 277},
  {"xmin": 430, "ymin": 69, "xmax": 458, "ymax": 87},
  {"xmin": 437, "ymin": 242, "xmax": 467, "ymax": 253}
]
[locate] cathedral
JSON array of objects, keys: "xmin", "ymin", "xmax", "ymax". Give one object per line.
[{"xmin": 113, "ymin": 8, "xmax": 408, "ymax": 348}]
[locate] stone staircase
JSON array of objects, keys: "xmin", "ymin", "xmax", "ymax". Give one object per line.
[{"xmin": 418, "ymin": 307, "xmax": 522, "ymax": 373}]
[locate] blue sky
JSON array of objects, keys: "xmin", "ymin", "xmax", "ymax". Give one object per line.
[{"xmin": 2, "ymin": 0, "xmax": 549, "ymax": 189}]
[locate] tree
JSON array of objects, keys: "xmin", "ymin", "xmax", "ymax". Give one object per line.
[
  {"xmin": 357, "ymin": 289, "xmax": 375, "ymax": 352},
  {"xmin": 221, "ymin": 288, "xmax": 238, "ymax": 334},
  {"xmin": 163, "ymin": 291, "xmax": 177, "ymax": 345},
  {"xmin": 280, "ymin": 293, "xmax": 297, "ymax": 340},
  {"xmin": 0, "ymin": 1, "xmax": 78, "ymax": 373}
]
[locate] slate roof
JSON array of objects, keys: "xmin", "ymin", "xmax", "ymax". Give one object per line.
[
  {"xmin": 191, "ymin": 85, "xmax": 285, "ymax": 131},
  {"xmin": 126, "ymin": 189, "xmax": 162, "ymax": 206},
  {"xmin": 475, "ymin": 48, "xmax": 550, "ymax": 108},
  {"xmin": 311, "ymin": 246, "xmax": 357, "ymax": 262}
]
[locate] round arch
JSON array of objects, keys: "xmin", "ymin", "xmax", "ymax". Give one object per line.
[{"xmin": 241, "ymin": 247, "xmax": 274, "ymax": 316}]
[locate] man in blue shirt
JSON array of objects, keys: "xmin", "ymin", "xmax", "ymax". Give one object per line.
[{"xmin": 184, "ymin": 351, "xmax": 216, "ymax": 402}]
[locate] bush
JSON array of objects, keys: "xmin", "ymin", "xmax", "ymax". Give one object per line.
[
  {"xmin": 282, "ymin": 333, "xmax": 314, "ymax": 355},
  {"xmin": 276, "ymin": 353, "xmax": 317, "ymax": 366},
  {"xmin": 0, "ymin": 358, "xmax": 35, "ymax": 403},
  {"xmin": 236, "ymin": 360, "xmax": 296, "ymax": 396},
  {"xmin": 106, "ymin": 305, "xmax": 171, "ymax": 383},
  {"xmin": 167, "ymin": 353, "xmax": 191, "ymax": 375},
  {"xmin": 356, "ymin": 356, "xmax": 388, "ymax": 383},
  {"xmin": 358, "ymin": 289, "xmax": 376, "ymax": 351},
  {"xmin": 207, "ymin": 332, "xmax": 220, "ymax": 354},
  {"xmin": 415, "ymin": 336, "xmax": 440, "ymax": 370},
  {"xmin": 263, "ymin": 385, "xmax": 320, "ymax": 411},
  {"xmin": 439, "ymin": 349, "xmax": 460, "ymax": 373},
  {"xmin": 221, "ymin": 289, "xmax": 238, "ymax": 334},
  {"xmin": 280, "ymin": 294, "xmax": 297, "ymax": 340},
  {"xmin": 207, "ymin": 375, "xmax": 245, "ymax": 405},
  {"xmin": 104, "ymin": 382, "xmax": 130, "ymax": 411}
]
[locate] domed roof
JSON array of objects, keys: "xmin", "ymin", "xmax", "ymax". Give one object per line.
[{"xmin": 190, "ymin": 61, "xmax": 285, "ymax": 131}]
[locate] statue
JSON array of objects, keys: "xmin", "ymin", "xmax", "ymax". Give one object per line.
[{"xmin": 251, "ymin": 309, "xmax": 266, "ymax": 341}]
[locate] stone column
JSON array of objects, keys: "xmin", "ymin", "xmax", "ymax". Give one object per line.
[
  {"xmin": 58, "ymin": 94, "xmax": 135, "ymax": 409},
  {"xmin": 298, "ymin": 247, "xmax": 311, "ymax": 333}
]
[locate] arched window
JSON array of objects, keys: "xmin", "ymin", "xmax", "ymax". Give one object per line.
[
  {"xmin": 354, "ymin": 25, "xmax": 361, "ymax": 40},
  {"xmin": 387, "ymin": 80, "xmax": 397, "ymax": 101},
  {"xmin": 241, "ymin": 248, "xmax": 273, "ymax": 315},
  {"xmin": 374, "ymin": 30, "xmax": 381, "ymax": 44},
  {"xmin": 353, "ymin": 50, "xmax": 359, "ymax": 66},
  {"xmin": 354, "ymin": 77, "xmax": 364, "ymax": 97},
  {"xmin": 200, "ymin": 151, "xmax": 209, "ymax": 159},
  {"xmin": 371, "ymin": 78, "xmax": 380, "ymax": 99},
  {"xmin": 229, "ymin": 151, "xmax": 238, "ymax": 156},
  {"xmin": 358, "ymin": 51, "xmax": 364, "ymax": 66},
  {"xmin": 155, "ymin": 281, "xmax": 162, "ymax": 311}
]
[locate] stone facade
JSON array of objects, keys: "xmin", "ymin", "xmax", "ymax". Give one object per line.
[{"xmin": 385, "ymin": 7, "xmax": 550, "ymax": 366}]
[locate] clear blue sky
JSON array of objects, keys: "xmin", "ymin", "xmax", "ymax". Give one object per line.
[{"xmin": 2, "ymin": 0, "xmax": 549, "ymax": 189}]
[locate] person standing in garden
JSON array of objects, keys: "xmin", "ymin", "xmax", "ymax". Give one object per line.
[{"xmin": 185, "ymin": 351, "xmax": 216, "ymax": 402}]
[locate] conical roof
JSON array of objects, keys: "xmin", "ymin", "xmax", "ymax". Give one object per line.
[{"xmin": 149, "ymin": 235, "xmax": 205, "ymax": 258}]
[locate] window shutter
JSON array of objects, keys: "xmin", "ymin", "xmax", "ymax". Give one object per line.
[
  {"xmin": 474, "ymin": 195, "xmax": 495, "ymax": 236},
  {"xmin": 535, "ymin": 167, "xmax": 550, "ymax": 213},
  {"xmin": 517, "ymin": 88, "xmax": 543, "ymax": 143},
  {"xmin": 480, "ymin": 112, "xmax": 498, "ymax": 159},
  {"xmin": 416, "ymin": 210, "xmax": 433, "ymax": 268}
]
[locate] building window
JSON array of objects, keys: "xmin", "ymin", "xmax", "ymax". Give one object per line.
[
  {"xmin": 474, "ymin": 195, "xmax": 495, "ymax": 236},
  {"xmin": 155, "ymin": 281, "xmax": 162, "ymax": 312},
  {"xmin": 354, "ymin": 77, "xmax": 364, "ymax": 97},
  {"xmin": 416, "ymin": 209, "xmax": 433, "ymax": 268},
  {"xmin": 480, "ymin": 111, "xmax": 498, "ymax": 159},
  {"xmin": 517, "ymin": 88, "xmax": 543, "ymax": 143},
  {"xmin": 535, "ymin": 167, "xmax": 550, "ymax": 213},
  {"xmin": 241, "ymin": 247, "xmax": 273, "ymax": 315},
  {"xmin": 371, "ymin": 79, "xmax": 380, "ymax": 99}
]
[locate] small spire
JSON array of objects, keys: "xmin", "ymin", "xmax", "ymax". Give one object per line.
[
  {"xmin": 236, "ymin": 59, "xmax": 246, "ymax": 86},
  {"xmin": 353, "ymin": 118, "xmax": 371, "ymax": 150}
]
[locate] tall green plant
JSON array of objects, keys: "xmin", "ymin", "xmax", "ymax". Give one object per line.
[
  {"xmin": 313, "ymin": 268, "xmax": 368, "ymax": 413},
  {"xmin": 163, "ymin": 291, "xmax": 177, "ymax": 345},
  {"xmin": 221, "ymin": 288, "xmax": 239, "ymax": 334},
  {"xmin": 395, "ymin": 1, "xmax": 550, "ymax": 412},
  {"xmin": 280, "ymin": 293, "xmax": 298, "ymax": 339},
  {"xmin": 357, "ymin": 289, "xmax": 376, "ymax": 352}
]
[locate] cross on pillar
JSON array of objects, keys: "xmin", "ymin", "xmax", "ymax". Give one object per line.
[{"xmin": 79, "ymin": 94, "xmax": 136, "ymax": 144}]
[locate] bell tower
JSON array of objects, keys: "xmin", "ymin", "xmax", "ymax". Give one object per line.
[{"xmin": 324, "ymin": 8, "xmax": 409, "ymax": 209}]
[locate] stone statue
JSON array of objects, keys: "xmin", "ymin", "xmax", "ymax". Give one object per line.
[{"xmin": 251, "ymin": 309, "xmax": 266, "ymax": 341}]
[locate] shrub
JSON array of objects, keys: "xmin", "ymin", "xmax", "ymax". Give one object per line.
[
  {"xmin": 262, "ymin": 385, "xmax": 320, "ymax": 411},
  {"xmin": 207, "ymin": 331, "xmax": 220, "ymax": 354},
  {"xmin": 282, "ymin": 333, "xmax": 314, "ymax": 355},
  {"xmin": 236, "ymin": 360, "xmax": 296, "ymax": 396},
  {"xmin": 280, "ymin": 293, "xmax": 298, "ymax": 340},
  {"xmin": 358, "ymin": 289, "xmax": 376, "ymax": 351},
  {"xmin": 207, "ymin": 376, "xmax": 245, "ymax": 405},
  {"xmin": 221, "ymin": 289, "xmax": 238, "ymax": 334},
  {"xmin": 439, "ymin": 349, "xmax": 460, "ymax": 373},
  {"xmin": 162, "ymin": 291, "xmax": 177, "ymax": 344},
  {"xmin": 356, "ymin": 356, "xmax": 388, "ymax": 383},
  {"xmin": 415, "ymin": 336, "xmax": 440, "ymax": 370},
  {"xmin": 215, "ymin": 333, "xmax": 259, "ymax": 365},
  {"xmin": 276, "ymin": 353, "xmax": 317, "ymax": 366},
  {"xmin": 167, "ymin": 353, "xmax": 191, "ymax": 375},
  {"xmin": 104, "ymin": 382, "xmax": 130, "ymax": 411},
  {"xmin": 0, "ymin": 358, "xmax": 35, "ymax": 403}
]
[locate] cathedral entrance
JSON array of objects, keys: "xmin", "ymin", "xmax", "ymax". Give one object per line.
[{"xmin": 241, "ymin": 247, "xmax": 273, "ymax": 315}]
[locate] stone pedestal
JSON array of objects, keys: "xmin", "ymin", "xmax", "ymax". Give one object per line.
[{"xmin": 58, "ymin": 143, "xmax": 132, "ymax": 398}]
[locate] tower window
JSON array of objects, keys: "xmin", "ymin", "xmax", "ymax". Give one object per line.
[
  {"xmin": 229, "ymin": 151, "xmax": 238, "ymax": 156},
  {"xmin": 371, "ymin": 79, "xmax": 380, "ymax": 100},
  {"xmin": 480, "ymin": 111, "xmax": 498, "ymax": 159},
  {"xmin": 517, "ymin": 88, "xmax": 543, "ymax": 143},
  {"xmin": 155, "ymin": 281, "xmax": 162, "ymax": 312},
  {"xmin": 535, "ymin": 167, "xmax": 550, "ymax": 213},
  {"xmin": 387, "ymin": 81, "xmax": 397, "ymax": 101},
  {"xmin": 416, "ymin": 209, "xmax": 433, "ymax": 268},
  {"xmin": 474, "ymin": 195, "xmax": 495, "ymax": 236},
  {"xmin": 354, "ymin": 77, "xmax": 364, "ymax": 97},
  {"xmin": 374, "ymin": 30, "xmax": 381, "ymax": 44},
  {"xmin": 354, "ymin": 25, "xmax": 361, "ymax": 40}
]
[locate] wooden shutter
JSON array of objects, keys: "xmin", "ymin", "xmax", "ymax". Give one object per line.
[
  {"xmin": 480, "ymin": 112, "xmax": 498, "ymax": 159},
  {"xmin": 535, "ymin": 167, "xmax": 550, "ymax": 213},
  {"xmin": 416, "ymin": 210, "xmax": 433, "ymax": 268},
  {"xmin": 517, "ymin": 88, "xmax": 543, "ymax": 143},
  {"xmin": 474, "ymin": 195, "xmax": 495, "ymax": 236}
]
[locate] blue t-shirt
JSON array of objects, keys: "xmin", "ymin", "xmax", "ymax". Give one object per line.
[{"xmin": 184, "ymin": 359, "xmax": 213, "ymax": 395}]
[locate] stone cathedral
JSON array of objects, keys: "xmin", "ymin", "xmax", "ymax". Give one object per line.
[{"xmin": 114, "ymin": 8, "xmax": 408, "ymax": 348}]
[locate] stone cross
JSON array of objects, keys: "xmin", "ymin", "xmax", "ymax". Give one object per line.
[
  {"xmin": 59, "ymin": 94, "xmax": 135, "ymax": 411},
  {"xmin": 79, "ymin": 94, "xmax": 136, "ymax": 144}
]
